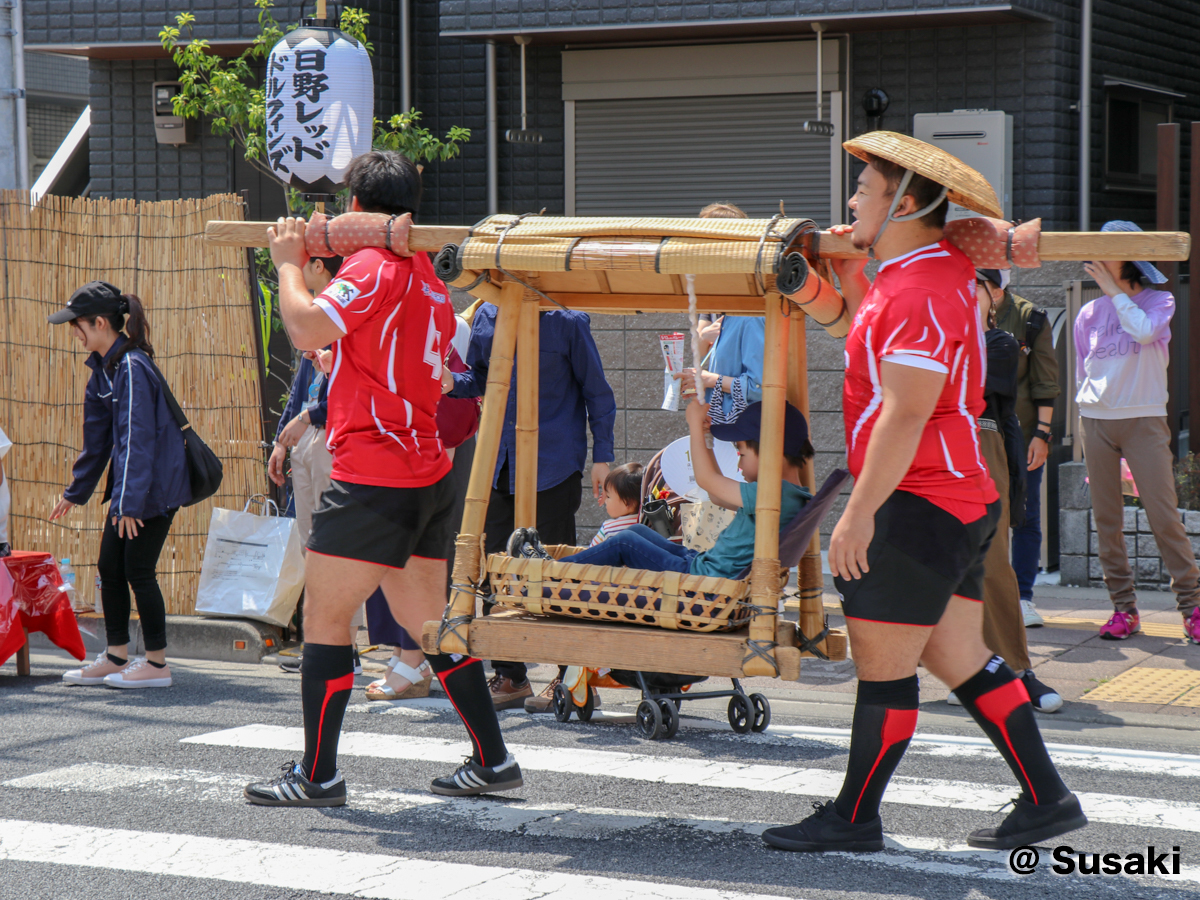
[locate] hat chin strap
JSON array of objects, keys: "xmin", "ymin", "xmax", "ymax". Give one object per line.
[{"xmin": 868, "ymin": 168, "xmax": 951, "ymax": 259}]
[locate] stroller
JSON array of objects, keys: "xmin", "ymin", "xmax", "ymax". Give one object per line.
[{"xmin": 550, "ymin": 465, "xmax": 850, "ymax": 740}]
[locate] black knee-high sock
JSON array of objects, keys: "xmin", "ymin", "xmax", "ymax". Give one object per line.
[
  {"xmin": 426, "ymin": 653, "xmax": 508, "ymax": 767},
  {"xmin": 833, "ymin": 675, "xmax": 920, "ymax": 824},
  {"xmin": 954, "ymin": 656, "xmax": 1069, "ymax": 805},
  {"xmin": 300, "ymin": 643, "xmax": 355, "ymax": 784}
]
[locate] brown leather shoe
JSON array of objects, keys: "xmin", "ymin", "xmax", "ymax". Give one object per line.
[
  {"xmin": 488, "ymin": 673, "xmax": 533, "ymax": 710},
  {"xmin": 524, "ymin": 676, "xmax": 562, "ymax": 713}
]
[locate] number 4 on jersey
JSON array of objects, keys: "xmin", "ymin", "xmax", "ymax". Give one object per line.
[{"xmin": 423, "ymin": 309, "xmax": 443, "ymax": 379}]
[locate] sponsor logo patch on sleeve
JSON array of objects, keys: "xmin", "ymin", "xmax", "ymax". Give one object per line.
[{"xmin": 327, "ymin": 280, "xmax": 361, "ymax": 309}]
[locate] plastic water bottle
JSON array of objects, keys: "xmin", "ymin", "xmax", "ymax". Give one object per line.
[{"xmin": 59, "ymin": 558, "xmax": 77, "ymax": 606}]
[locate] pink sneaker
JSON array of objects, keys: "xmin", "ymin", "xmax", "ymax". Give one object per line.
[
  {"xmin": 1184, "ymin": 607, "xmax": 1200, "ymax": 645},
  {"xmin": 1099, "ymin": 610, "xmax": 1140, "ymax": 641},
  {"xmin": 62, "ymin": 652, "xmax": 129, "ymax": 685}
]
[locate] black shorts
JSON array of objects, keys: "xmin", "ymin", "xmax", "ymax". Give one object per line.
[
  {"xmin": 835, "ymin": 490, "xmax": 1001, "ymax": 627},
  {"xmin": 308, "ymin": 476, "xmax": 457, "ymax": 569}
]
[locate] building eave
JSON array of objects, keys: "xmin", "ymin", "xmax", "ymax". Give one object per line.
[
  {"xmin": 25, "ymin": 40, "xmax": 255, "ymax": 60},
  {"xmin": 440, "ymin": 4, "xmax": 1049, "ymax": 44}
]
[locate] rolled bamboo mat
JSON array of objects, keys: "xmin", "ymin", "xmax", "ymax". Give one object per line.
[
  {"xmin": 459, "ymin": 235, "xmax": 784, "ymax": 276},
  {"xmin": 466, "ymin": 215, "xmax": 811, "ymax": 242},
  {"xmin": 0, "ymin": 191, "xmax": 263, "ymax": 616}
]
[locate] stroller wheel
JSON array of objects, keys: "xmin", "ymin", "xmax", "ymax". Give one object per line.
[
  {"xmin": 657, "ymin": 699, "xmax": 680, "ymax": 739},
  {"xmin": 552, "ymin": 683, "xmax": 574, "ymax": 722},
  {"xmin": 728, "ymin": 694, "xmax": 752, "ymax": 734},
  {"xmin": 636, "ymin": 699, "xmax": 664, "ymax": 739},
  {"xmin": 750, "ymin": 693, "xmax": 771, "ymax": 733},
  {"xmin": 578, "ymin": 687, "xmax": 596, "ymax": 723}
]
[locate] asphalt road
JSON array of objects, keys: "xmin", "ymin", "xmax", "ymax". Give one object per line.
[{"xmin": 3, "ymin": 649, "xmax": 1199, "ymax": 900}]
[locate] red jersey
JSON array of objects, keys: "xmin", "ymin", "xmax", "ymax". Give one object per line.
[
  {"xmin": 314, "ymin": 247, "xmax": 455, "ymax": 488},
  {"xmin": 843, "ymin": 240, "xmax": 998, "ymax": 522}
]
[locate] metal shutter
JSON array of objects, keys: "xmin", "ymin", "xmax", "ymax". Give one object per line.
[{"xmin": 573, "ymin": 93, "xmax": 834, "ymax": 222}]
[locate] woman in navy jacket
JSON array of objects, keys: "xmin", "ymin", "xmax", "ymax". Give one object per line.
[{"xmin": 48, "ymin": 281, "xmax": 190, "ymax": 689}]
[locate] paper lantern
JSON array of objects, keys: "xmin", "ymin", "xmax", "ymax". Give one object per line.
[{"xmin": 264, "ymin": 22, "xmax": 374, "ymax": 194}]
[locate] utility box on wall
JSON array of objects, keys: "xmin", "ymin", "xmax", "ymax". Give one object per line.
[
  {"xmin": 152, "ymin": 82, "xmax": 192, "ymax": 145},
  {"xmin": 913, "ymin": 109, "xmax": 1012, "ymax": 221}
]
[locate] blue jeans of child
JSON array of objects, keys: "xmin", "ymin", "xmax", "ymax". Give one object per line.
[
  {"xmin": 562, "ymin": 525, "xmax": 698, "ymax": 573},
  {"xmin": 1011, "ymin": 462, "xmax": 1044, "ymax": 602}
]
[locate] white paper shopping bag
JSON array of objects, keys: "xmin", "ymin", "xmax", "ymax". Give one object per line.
[{"xmin": 195, "ymin": 495, "xmax": 305, "ymax": 627}]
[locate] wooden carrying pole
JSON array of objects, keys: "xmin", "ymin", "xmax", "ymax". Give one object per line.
[
  {"xmin": 514, "ymin": 289, "xmax": 540, "ymax": 527},
  {"xmin": 439, "ymin": 282, "xmax": 523, "ymax": 654},
  {"xmin": 745, "ymin": 294, "xmax": 789, "ymax": 677},
  {"xmin": 203, "ymin": 220, "xmax": 1192, "ymax": 262},
  {"xmin": 785, "ymin": 313, "xmax": 826, "ymax": 652}
]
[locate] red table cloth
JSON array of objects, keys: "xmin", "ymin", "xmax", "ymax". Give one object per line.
[{"xmin": 0, "ymin": 551, "xmax": 86, "ymax": 667}]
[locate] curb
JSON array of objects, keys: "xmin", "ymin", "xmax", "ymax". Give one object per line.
[{"xmin": 29, "ymin": 613, "xmax": 284, "ymax": 664}]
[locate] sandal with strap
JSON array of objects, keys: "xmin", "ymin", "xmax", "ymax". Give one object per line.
[{"xmin": 365, "ymin": 659, "xmax": 432, "ymax": 701}]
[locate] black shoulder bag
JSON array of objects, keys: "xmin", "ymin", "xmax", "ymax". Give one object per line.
[{"xmin": 146, "ymin": 359, "xmax": 224, "ymax": 506}]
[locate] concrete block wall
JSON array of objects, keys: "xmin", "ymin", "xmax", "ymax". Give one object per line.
[{"xmin": 1059, "ymin": 460, "xmax": 1196, "ymax": 590}]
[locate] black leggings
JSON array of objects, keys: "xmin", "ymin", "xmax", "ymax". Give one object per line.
[{"xmin": 98, "ymin": 510, "xmax": 176, "ymax": 652}]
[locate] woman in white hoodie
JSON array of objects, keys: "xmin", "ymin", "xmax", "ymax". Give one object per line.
[{"xmin": 1075, "ymin": 220, "xmax": 1200, "ymax": 645}]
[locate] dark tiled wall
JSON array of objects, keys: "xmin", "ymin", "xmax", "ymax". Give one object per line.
[
  {"xmin": 24, "ymin": 0, "xmax": 309, "ymax": 45},
  {"xmin": 849, "ymin": 21, "xmax": 1077, "ymax": 229}
]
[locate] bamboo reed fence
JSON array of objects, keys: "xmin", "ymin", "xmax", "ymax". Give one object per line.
[{"xmin": 0, "ymin": 191, "xmax": 264, "ymax": 616}]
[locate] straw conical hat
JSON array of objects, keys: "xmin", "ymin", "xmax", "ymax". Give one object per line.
[{"xmin": 843, "ymin": 131, "xmax": 1003, "ymax": 218}]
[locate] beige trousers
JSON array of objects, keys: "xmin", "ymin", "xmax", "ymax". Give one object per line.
[
  {"xmin": 291, "ymin": 424, "xmax": 363, "ymax": 629},
  {"xmin": 1082, "ymin": 415, "xmax": 1200, "ymax": 614},
  {"xmin": 979, "ymin": 429, "xmax": 1031, "ymax": 671}
]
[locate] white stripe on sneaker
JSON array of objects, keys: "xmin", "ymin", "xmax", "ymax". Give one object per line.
[{"xmin": 181, "ymin": 725, "xmax": 1200, "ymax": 834}]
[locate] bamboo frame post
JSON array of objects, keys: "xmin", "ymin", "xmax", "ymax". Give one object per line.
[
  {"xmin": 438, "ymin": 281, "xmax": 523, "ymax": 654},
  {"xmin": 514, "ymin": 288, "xmax": 540, "ymax": 527},
  {"xmin": 785, "ymin": 312, "xmax": 825, "ymax": 651},
  {"xmin": 745, "ymin": 293, "xmax": 789, "ymax": 677}
]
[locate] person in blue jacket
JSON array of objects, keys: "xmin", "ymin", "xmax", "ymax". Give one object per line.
[{"xmin": 48, "ymin": 281, "xmax": 191, "ymax": 690}]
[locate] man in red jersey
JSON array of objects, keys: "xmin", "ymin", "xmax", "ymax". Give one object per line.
[
  {"xmin": 763, "ymin": 133, "xmax": 1085, "ymax": 853},
  {"xmin": 245, "ymin": 152, "xmax": 521, "ymax": 807}
]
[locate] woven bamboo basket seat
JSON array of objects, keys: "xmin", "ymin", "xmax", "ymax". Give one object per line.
[{"xmin": 486, "ymin": 546, "xmax": 790, "ymax": 633}]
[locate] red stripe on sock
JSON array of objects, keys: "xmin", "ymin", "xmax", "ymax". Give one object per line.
[
  {"xmin": 974, "ymin": 678, "xmax": 1037, "ymax": 803},
  {"xmin": 850, "ymin": 707, "xmax": 918, "ymax": 822},
  {"xmin": 309, "ymin": 672, "xmax": 355, "ymax": 781},
  {"xmin": 439, "ymin": 657, "xmax": 480, "ymax": 679},
  {"xmin": 437, "ymin": 660, "xmax": 488, "ymax": 767}
]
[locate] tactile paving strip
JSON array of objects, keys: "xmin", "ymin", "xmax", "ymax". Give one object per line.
[{"xmin": 1086, "ymin": 667, "xmax": 1200, "ymax": 706}]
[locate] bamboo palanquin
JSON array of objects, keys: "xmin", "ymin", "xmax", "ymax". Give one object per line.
[{"xmin": 203, "ymin": 210, "xmax": 1193, "ymax": 682}]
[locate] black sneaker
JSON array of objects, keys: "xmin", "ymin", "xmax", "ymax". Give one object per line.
[
  {"xmin": 505, "ymin": 527, "xmax": 529, "ymax": 558},
  {"xmin": 520, "ymin": 528, "xmax": 552, "ymax": 559},
  {"xmin": 352, "ymin": 647, "xmax": 363, "ymax": 676},
  {"xmin": 762, "ymin": 801, "xmax": 884, "ymax": 852},
  {"xmin": 967, "ymin": 793, "xmax": 1087, "ymax": 849},
  {"xmin": 431, "ymin": 754, "xmax": 524, "ymax": 796},
  {"xmin": 1021, "ymin": 670, "xmax": 1063, "ymax": 713},
  {"xmin": 244, "ymin": 760, "xmax": 347, "ymax": 807},
  {"xmin": 279, "ymin": 656, "xmax": 302, "ymax": 674}
]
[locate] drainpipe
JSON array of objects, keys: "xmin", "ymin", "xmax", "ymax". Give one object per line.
[
  {"xmin": 399, "ymin": 0, "xmax": 411, "ymax": 111},
  {"xmin": 1079, "ymin": 0, "xmax": 1092, "ymax": 231},
  {"xmin": 13, "ymin": 0, "xmax": 28, "ymax": 192},
  {"xmin": 486, "ymin": 38, "xmax": 498, "ymax": 214}
]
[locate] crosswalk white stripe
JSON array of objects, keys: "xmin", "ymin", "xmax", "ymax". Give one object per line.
[
  {"xmin": 349, "ymin": 700, "xmax": 1200, "ymax": 779},
  {"xmin": 182, "ymin": 724, "xmax": 1200, "ymax": 834},
  {"xmin": 7, "ymin": 764, "xmax": 1200, "ymax": 887},
  {"xmin": 0, "ymin": 818, "xmax": 793, "ymax": 900}
]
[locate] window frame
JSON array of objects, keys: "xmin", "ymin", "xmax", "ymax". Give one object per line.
[{"xmin": 1102, "ymin": 84, "xmax": 1175, "ymax": 194}]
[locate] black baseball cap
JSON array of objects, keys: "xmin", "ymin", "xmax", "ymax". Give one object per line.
[
  {"xmin": 709, "ymin": 401, "xmax": 810, "ymax": 456},
  {"xmin": 48, "ymin": 281, "xmax": 125, "ymax": 324}
]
